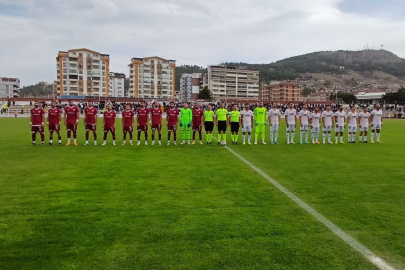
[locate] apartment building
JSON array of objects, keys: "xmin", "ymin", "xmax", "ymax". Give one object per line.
[
  {"xmin": 0, "ymin": 77, "xmax": 20, "ymax": 98},
  {"xmin": 208, "ymin": 65, "xmax": 259, "ymax": 100},
  {"xmin": 128, "ymin": 57, "xmax": 176, "ymax": 99},
  {"xmin": 260, "ymin": 81, "xmax": 301, "ymax": 102},
  {"xmin": 179, "ymin": 73, "xmax": 202, "ymax": 102},
  {"xmin": 109, "ymin": 72, "xmax": 125, "ymax": 97},
  {"xmin": 56, "ymin": 48, "xmax": 110, "ymax": 97}
]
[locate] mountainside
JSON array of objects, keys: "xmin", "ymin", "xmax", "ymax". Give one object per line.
[{"xmin": 224, "ymin": 50, "xmax": 405, "ymax": 85}]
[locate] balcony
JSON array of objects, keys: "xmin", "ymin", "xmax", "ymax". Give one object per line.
[{"xmin": 13, "ymin": 89, "xmax": 20, "ymax": 97}]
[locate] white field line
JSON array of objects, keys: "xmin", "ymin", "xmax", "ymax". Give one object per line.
[{"xmin": 212, "ymin": 135, "xmax": 396, "ymax": 270}]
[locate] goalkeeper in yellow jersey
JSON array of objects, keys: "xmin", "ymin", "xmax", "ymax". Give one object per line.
[{"xmin": 254, "ymin": 102, "xmax": 267, "ymax": 145}]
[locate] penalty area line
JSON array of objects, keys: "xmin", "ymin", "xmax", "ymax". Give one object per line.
[{"xmin": 212, "ymin": 135, "xmax": 396, "ymax": 270}]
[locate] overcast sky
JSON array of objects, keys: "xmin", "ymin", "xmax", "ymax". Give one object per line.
[{"xmin": 1, "ymin": 0, "xmax": 405, "ymax": 86}]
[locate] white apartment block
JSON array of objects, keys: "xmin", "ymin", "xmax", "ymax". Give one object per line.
[
  {"xmin": 179, "ymin": 73, "xmax": 202, "ymax": 102},
  {"xmin": 208, "ymin": 65, "xmax": 259, "ymax": 100},
  {"xmin": 56, "ymin": 48, "xmax": 109, "ymax": 97},
  {"xmin": 128, "ymin": 57, "xmax": 176, "ymax": 99},
  {"xmin": 109, "ymin": 72, "xmax": 125, "ymax": 97},
  {"xmin": 0, "ymin": 77, "xmax": 20, "ymax": 98}
]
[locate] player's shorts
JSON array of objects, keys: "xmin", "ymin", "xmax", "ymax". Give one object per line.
[
  {"xmin": 151, "ymin": 123, "xmax": 162, "ymax": 131},
  {"xmin": 270, "ymin": 125, "xmax": 279, "ymax": 132},
  {"xmin": 372, "ymin": 124, "xmax": 382, "ymax": 131},
  {"xmin": 137, "ymin": 125, "xmax": 147, "ymax": 132},
  {"xmin": 312, "ymin": 127, "xmax": 320, "ymax": 133},
  {"xmin": 31, "ymin": 126, "xmax": 44, "ymax": 133},
  {"xmin": 242, "ymin": 125, "xmax": 252, "ymax": 133},
  {"xmin": 359, "ymin": 125, "xmax": 369, "ymax": 132},
  {"xmin": 168, "ymin": 125, "xmax": 178, "ymax": 132},
  {"xmin": 348, "ymin": 124, "xmax": 357, "ymax": 133},
  {"xmin": 66, "ymin": 124, "xmax": 77, "ymax": 132},
  {"xmin": 323, "ymin": 125, "xmax": 332, "ymax": 132},
  {"xmin": 286, "ymin": 124, "xmax": 296, "ymax": 132},
  {"xmin": 335, "ymin": 125, "xmax": 345, "ymax": 133},
  {"xmin": 85, "ymin": 124, "xmax": 96, "ymax": 131},
  {"xmin": 230, "ymin": 122, "xmax": 240, "ymax": 132},
  {"xmin": 192, "ymin": 125, "xmax": 202, "ymax": 132},
  {"xmin": 217, "ymin": 121, "xmax": 227, "ymax": 132},
  {"xmin": 204, "ymin": 122, "xmax": 214, "ymax": 132},
  {"xmin": 300, "ymin": 125, "xmax": 309, "ymax": 131},
  {"xmin": 104, "ymin": 127, "xmax": 115, "ymax": 133},
  {"xmin": 48, "ymin": 124, "xmax": 60, "ymax": 132},
  {"xmin": 123, "ymin": 126, "xmax": 133, "ymax": 133}
]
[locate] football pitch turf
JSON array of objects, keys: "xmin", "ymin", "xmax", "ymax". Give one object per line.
[{"xmin": 0, "ymin": 118, "xmax": 404, "ymax": 270}]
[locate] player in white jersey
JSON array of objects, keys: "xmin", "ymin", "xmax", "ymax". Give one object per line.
[
  {"xmin": 370, "ymin": 104, "xmax": 383, "ymax": 143},
  {"xmin": 358, "ymin": 106, "xmax": 371, "ymax": 143},
  {"xmin": 321, "ymin": 105, "xmax": 334, "ymax": 144},
  {"xmin": 310, "ymin": 107, "xmax": 322, "ymax": 144},
  {"xmin": 347, "ymin": 106, "xmax": 359, "ymax": 143},
  {"xmin": 240, "ymin": 103, "xmax": 254, "ymax": 145},
  {"xmin": 268, "ymin": 103, "xmax": 281, "ymax": 144},
  {"xmin": 284, "ymin": 103, "xmax": 297, "ymax": 144},
  {"xmin": 334, "ymin": 106, "xmax": 346, "ymax": 144},
  {"xmin": 299, "ymin": 104, "xmax": 310, "ymax": 144}
]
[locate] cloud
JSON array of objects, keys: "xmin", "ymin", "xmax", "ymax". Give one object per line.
[{"xmin": 0, "ymin": 0, "xmax": 404, "ymax": 86}]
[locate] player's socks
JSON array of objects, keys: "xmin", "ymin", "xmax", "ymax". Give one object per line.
[
  {"xmin": 305, "ymin": 131, "xmax": 308, "ymax": 143},
  {"xmin": 223, "ymin": 134, "xmax": 227, "ymax": 142},
  {"xmin": 328, "ymin": 133, "xmax": 331, "ymax": 142},
  {"xmin": 286, "ymin": 132, "xmax": 290, "ymax": 143},
  {"xmin": 159, "ymin": 141, "xmax": 162, "ymax": 145},
  {"xmin": 50, "ymin": 139, "xmax": 53, "ymax": 144},
  {"xmin": 335, "ymin": 136, "xmax": 338, "ymax": 144},
  {"xmin": 262, "ymin": 140, "xmax": 266, "ymax": 145},
  {"xmin": 359, "ymin": 136, "xmax": 362, "ymax": 142},
  {"xmin": 231, "ymin": 135, "xmax": 234, "ymax": 142},
  {"xmin": 248, "ymin": 135, "xmax": 251, "ymax": 143},
  {"xmin": 192, "ymin": 131, "xmax": 196, "ymax": 141},
  {"xmin": 376, "ymin": 133, "xmax": 381, "ymax": 142},
  {"xmin": 274, "ymin": 133, "xmax": 278, "ymax": 143},
  {"xmin": 340, "ymin": 136, "xmax": 344, "ymax": 143},
  {"xmin": 137, "ymin": 141, "xmax": 141, "ymax": 145},
  {"xmin": 236, "ymin": 135, "xmax": 239, "ymax": 142},
  {"xmin": 138, "ymin": 131, "xmax": 141, "ymax": 141},
  {"xmin": 323, "ymin": 133, "xmax": 326, "ymax": 143},
  {"xmin": 187, "ymin": 140, "xmax": 190, "ymax": 145},
  {"xmin": 312, "ymin": 133, "xmax": 315, "ymax": 143},
  {"xmin": 242, "ymin": 135, "xmax": 246, "ymax": 143},
  {"xmin": 291, "ymin": 132, "xmax": 295, "ymax": 142},
  {"xmin": 113, "ymin": 140, "xmax": 116, "ymax": 146},
  {"xmin": 370, "ymin": 133, "xmax": 374, "ymax": 142},
  {"xmin": 270, "ymin": 131, "xmax": 274, "ymax": 143},
  {"xmin": 152, "ymin": 141, "xmax": 155, "ymax": 145},
  {"xmin": 300, "ymin": 131, "xmax": 303, "ymax": 143},
  {"xmin": 348, "ymin": 134, "xmax": 351, "ymax": 142},
  {"xmin": 102, "ymin": 140, "xmax": 106, "ymax": 146}
]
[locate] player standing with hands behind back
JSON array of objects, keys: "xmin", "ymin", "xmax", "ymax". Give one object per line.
[
  {"xmin": 241, "ymin": 103, "xmax": 253, "ymax": 145},
  {"xmin": 370, "ymin": 104, "xmax": 383, "ymax": 143},
  {"xmin": 47, "ymin": 101, "xmax": 62, "ymax": 145},
  {"xmin": 102, "ymin": 104, "xmax": 116, "ymax": 146},
  {"xmin": 216, "ymin": 102, "xmax": 229, "ymax": 145},
  {"xmin": 84, "ymin": 101, "xmax": 98, "ymax": 146},
  {"xmin": 254, "ymin": 101, "xmax": 267, "ymax": 145},
  {"xmin": 180, "ymin": 102, "xmax": 192, "ymax": 145},
  {"xmin": 229, "ymin": 104, "xmax": 241, "ymax": 145},
  {"xmin": 30, "ymin": 101, "xmax": 45, "ymax": 145},
  {"xmin": 64, "ymin": 100, "xmax": 80, "ymax": 146},
  {"xmin": 192, "ymin": 104, "xmax": 204, "ymax": 145}
]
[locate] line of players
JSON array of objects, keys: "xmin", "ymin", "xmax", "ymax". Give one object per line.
[{"xmin": 29, "ymin": 100, "xmax": 384, "ymax": 145}]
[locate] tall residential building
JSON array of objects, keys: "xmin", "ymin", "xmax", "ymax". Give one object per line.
[
  {"xmin": 260, "ymin": 81, "xmax": 301, "ymax": 102},
  {"xmin": 179, "ymin": 73, "xmax": 202, "ymax": 102},
  {"xmin": 128, "ymin": 57, "xmax": 176, "ymax": 99},
  {"xmin": 56, "ymin": 48, "xmax": 110, "ymax": 97},
  {"xmin": 0, "ymin": 77, "xmax": 20, "ymax": 98},
  {"xmin": 208, "ymin": 65, "xmax": 259, "ymax": 100},
  {"xmin": 108, "ymin": 72, "xmax": 125, "ymax": 97}
]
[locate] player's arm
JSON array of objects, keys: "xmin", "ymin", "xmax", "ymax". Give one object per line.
[
  {"xmin": 42, "ymin": 111, "xmax": 45, "ymax": 127},
  {"xmin": 215, "ymin": 111, "xmax": 218, "ymax": 126},
  {"xmin": 278, "ymin": 112, "xmax": 281, "ymax": 126},
  {"xmin": 103, "ymin": 112, "xmax": 106, "ymax": 128},
  {"xmin": 76, "ymin": 108, "xmax": 80, "ymax": 125},
  {"xmin": 369, "ymin": 112, "xmax": 373, "ymax": 127},
  {"xmin": 200, "ymin": 112, "xmax": 203, "ymax": 126},
  {"xmin": 284, "ymin": 111, "xmax": 288, "ymax": 126},
  {"xmin": 95, "ymin": 110, "xmax": 98, "ymax": 126},
  {"xmin": 203, "ymin": 112, "xmax": 206, "ymax": 125},
  {"xmin": 58, "ymin": 110, "xmax": 61, "ymax": 126},
  {"xmin": 122, "ymin": 112, "xmax": 124, "ymax": 127},
  {"xmin": 251, "ymin": 114, "xmax": 254, "ymax": 127},
  {"xmin": 226, "ymin": 112, "xmax": 230, "ymax": 125},
  {"xmin": 189, "ymin": 109, "xmax": 192, "ymax": 127},
  {"xmin": 113, "ymin": 112, "xmax": 116, "ymax": 127},
  {"xmin": 299, "ymin": 113, "xmax": 302, "ymax": 127},
  {"xmin": 64, "ymin": 110, "xmax": 67, "ymax": 125},
  {"xmin": 46, "ymin": 111, "xmax": 50, "ymax": 127},
  {"xmin": 160, "ymin": 109, "xmax": 163, "ymax": 126},
  {"xmin": 29, "ymin": 111, "xmax": 33, "ymax": 127},
  {"xmin": 83, "ymin": 110, "xmax": 87, "ymax": 126}
]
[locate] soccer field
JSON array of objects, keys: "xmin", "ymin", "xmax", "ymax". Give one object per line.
[{"xmin": 0, "ymin": 118, "xmax": 404, "ymax": 270}]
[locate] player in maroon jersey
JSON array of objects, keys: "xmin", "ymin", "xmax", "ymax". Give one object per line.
[
  {"xmin": 122, "ymin": 104, "xmax": 135, "ymax": 145},
  {"xmin": 136, "ymin": 101, "xmax": 149, "ymax": 145},
  {"xmin": 192, "ymin": 104, "xmax": 204, "ymax": 145},
  {"xmin": 150, "ymin": 101, "xmax": 163, "ymax": 145},
  {"xmin": 166, "ymin": 102, "xmax": 179, "ymax": 145},
  {"xmin": 102, "ymin": 104, "xmax": 116, "ymax": 146},
  {"xmin": 64, "ymin": 100, "xmax": 80, "ymax": 145},
  {"xmin": 84, "ymin": 101, "xmax": 98, "ymax": 146},
  {"xmin": 30, "ymin": 101, "xmax": 45, "ymax": 145},
  {"xmin": 47, "ymin": 101, "xmax": 62, "ymax": 145}
]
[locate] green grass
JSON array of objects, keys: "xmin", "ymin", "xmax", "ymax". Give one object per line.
[{"xmin": 0, "ymin": 118, "xmax": 404, "ymax": 269}]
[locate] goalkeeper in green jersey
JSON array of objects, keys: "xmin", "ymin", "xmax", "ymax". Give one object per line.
[
  {"xmin": 180, "ymin": 102, "xmax": 192, "ymax": 145},
  {"xmin": 254, "ymin": 101, "xmax": 267, "ymax": 145}
]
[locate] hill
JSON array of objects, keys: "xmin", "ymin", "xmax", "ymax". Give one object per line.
[{"xmin": 224, "ymin": 50, "xmax": 405, "ymax": 85}]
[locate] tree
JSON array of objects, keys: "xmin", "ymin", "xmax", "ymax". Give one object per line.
[
  {"xmin": 198, "ymin": 86, "xmax": 215, "ymax": 101},
  {"xmin": 20, "ymin": 82, "xmax": 53, "ymax": 97},
  {"xmin": 382, "ymin": 87, "xmax": 405, "ymax": 103},
  {"xmin": 302, "ymin": 87, "xmax": 316, "ymax": 97},
  {"xmin": 329, "ymin": 92, "xmax": 357, "ymax": 103}
]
